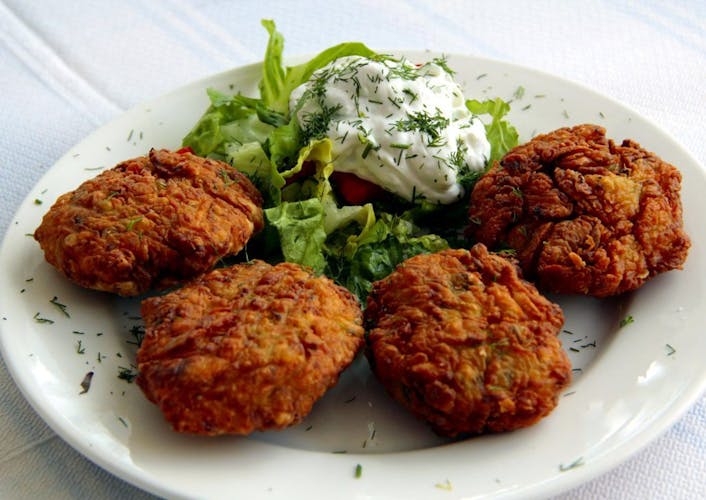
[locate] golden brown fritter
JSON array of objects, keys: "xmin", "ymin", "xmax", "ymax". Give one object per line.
[
  {"xmin": 137, "ymin": 260, "xmax": 364, "ymax": 436},
  {"xmin": 34, "ymin": 149, "xmax": 264, "ymax": 296},
  {"xmin": 467, "ymin": 124, "xmax": 690, "ymax": 297},
  {"xmin": 364, "ymin": 245, "xmax": 571, "ymax": 438}
]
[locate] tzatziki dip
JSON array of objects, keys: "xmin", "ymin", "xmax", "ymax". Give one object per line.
[{"xmin": 289, "ymin": 55, "xmax": 490, "ymax": 204}]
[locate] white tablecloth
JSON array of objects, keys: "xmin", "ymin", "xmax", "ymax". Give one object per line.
[{"xmin": 1, "ymin": 1, "xmax": 704, "ymax": 498}]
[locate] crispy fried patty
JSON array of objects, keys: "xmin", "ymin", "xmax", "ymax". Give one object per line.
[
  {"xmin": 364, "ymin": 245, "xmax": 571, "ymax": 437},
  {"xmin": 137, "ymin": 260, "xmax": 364, "ymax": 435},
  {"xmin": 467, "ymin": 124, "xmax": 690, "ymax": 297},
  {"xmin": 34, "ymin": 148, "xmax": 264, "ymax": 296}
]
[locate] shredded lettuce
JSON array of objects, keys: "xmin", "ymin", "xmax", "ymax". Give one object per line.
[
  {"xmin": 183, "ymin": 20, "xmax": 521, "ymax": 304},
  {"xmin": 327, "ymin": 215, "xmax": 449, "ymax": 301}
]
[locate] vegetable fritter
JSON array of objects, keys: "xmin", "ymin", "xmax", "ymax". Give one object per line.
[
  {"xmin": 34, "ymin": 149, "xmax": 264, "ymax": 296},
  {"xmin": 467, "ymin": 124, "xmax": 690, "ymax": 297},
  {"xmin": 137, "ymin": 260, "xmax": 364, "ymax": 436},
  {"xmin": 364, "ymin": 245, "xmax": 571, "ymax": 437}
]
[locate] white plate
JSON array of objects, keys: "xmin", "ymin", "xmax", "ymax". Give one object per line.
[{"xmin": 1, "ymin": 52, "xmax": 705, "ymax": 500}]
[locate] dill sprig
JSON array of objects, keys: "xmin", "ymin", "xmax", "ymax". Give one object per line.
[{"xmin": 393, "ymin": 111, "xmax": 450, "ymax": 147}]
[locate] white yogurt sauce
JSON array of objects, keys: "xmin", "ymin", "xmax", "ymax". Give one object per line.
[{"xmin": 289, "ymin": 55, "xmax": 490, "ymax": 204}]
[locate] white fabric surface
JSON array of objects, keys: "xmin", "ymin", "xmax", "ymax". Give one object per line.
[{"xmin": 1, "ymin": 0, "xmax": 704, "ymax": 498}]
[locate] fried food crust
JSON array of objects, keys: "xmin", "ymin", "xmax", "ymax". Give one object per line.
[
  {"xmin": 137, "ymin": 260, "xmax": 364, "ymax": 435},
  {"xmin": 364, "ymin": 245, "xmax": 571, "ymax": 437},
  {"xmin": 34, "ymin": 149, "xmax": 264, "ymax": 296},
  {"xmin": 467, "ymin": 124, "xmax": 690, "ymax": 297}
]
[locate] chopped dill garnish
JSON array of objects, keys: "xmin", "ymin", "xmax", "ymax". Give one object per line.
[
  {"xmin": 393, "ymin": 111, "xmax": 449, "ymax": 147},
  {"xmin": 301, "ymin": 103, "xmax": 342, "ymax": 141},
  {"xmin": 559, "ymin": 457, "xmax": 584, "ymax": 472},
  {"xmin": 219, "ymin": 168, "xmax": 239, "ymax": 186},
  {"xmin": 126, "ymin": 324, "xmax": 145, "ymax": 347},
  {"xmin": 33, "ymin": 312, "xmax": 54, "ymax": 324},
  {"xmin": 665, "ymin": 343, "xmax": 676, "ymax": 356},
  {"xmin": 619, "ymin": 315, "xmax": 634, "ymax": 328},
  {"xmin": 75, "ymin": 340, "xmax": 86, "ymax": 354},
  {"xmin": 117, "ymin": 365, "xmax": 138, "ymax": 383},
  {"xmin": 513, "ymin": 86, "xmax": 525, "ymax": 100},
  {"xmin": 354, "ymin": 464, "xmax": 363, "ymax": 479},
  {"xmin": 125, "ymin": 216, "xmax": 143, "ymax": 231},
  {"xmin": 50, "ymin": 296, "xmax": 70, "ymax": 317},
  {"xmin": 431, "ymin": 55, "xmax": 455, "ymax": 76}
]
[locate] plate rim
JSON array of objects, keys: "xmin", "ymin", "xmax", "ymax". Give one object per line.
[{"xmin": 1, "ymin": 49, "xmax": 705, "ymax": 500}]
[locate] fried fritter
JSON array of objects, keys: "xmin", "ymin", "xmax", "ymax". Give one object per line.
[
  {"xmin": 467, "ymin": 124, "xmax": 690, "ymax": 297},
  {"xmin": 34, "ymin": 149, "xmax": 264, "ymax": 296},
  {"xmin": 137, "ymin": 260, "xmax": 364, "ymax": 436},
  {"xmin": 364, "ymin": 245, "xmax": 571, "ymax": 438}
]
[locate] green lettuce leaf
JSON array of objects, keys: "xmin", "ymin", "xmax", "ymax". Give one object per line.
[
  {"xmin": 259, "ymin": 19, "xmax": 377, "ymax": 115},
  {"xmin": 327, "ymin": 214, "xmax": 448, "ymax": 302},
  {"xmin": 264, "ymin": 198, "xmax": 327, "ymax": 273},
  {"xmin": 259, "ymin": 19, "xmax": 287, "ymax": 113},
  {"xmin": 224, "ymin": 141, "xmax": 285, "ymax": 207},
  {"xmin": 183, "ymin": 88, "xmax": 273, "ymax": 157},
  {"xmin": 466, "ymin": 97, "xmax": 519, "ymax": 162}
]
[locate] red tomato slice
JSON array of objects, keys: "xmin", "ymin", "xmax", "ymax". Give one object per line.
[
  {"xmin": 284, "ymin": 160, "xmax": 318, "ymax": 186},
  {"xmin": 331, "ymin": 171, "xmax": 387, "ymax": 205}
]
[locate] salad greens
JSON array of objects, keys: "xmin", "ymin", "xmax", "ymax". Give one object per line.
[{"xmin": 182, "ymin": 20, "xmax": 519, "ymax": 303}]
